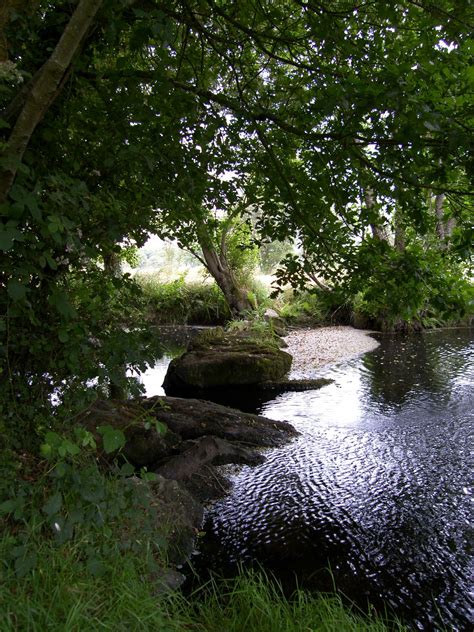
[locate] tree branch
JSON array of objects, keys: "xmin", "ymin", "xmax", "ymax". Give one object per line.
[{"xmin": 0, "ymin": 0, "xmax": 103, "ymax": 202}]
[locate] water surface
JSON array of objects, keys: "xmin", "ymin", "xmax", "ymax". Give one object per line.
[{"xmin": 189, "ymin": 329, "xmax": 474, "ymax": 630}]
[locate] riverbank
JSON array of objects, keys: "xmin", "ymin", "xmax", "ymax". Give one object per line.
[
  {"xmin": 0, "ymin": 325, "xmax": 411, "ymax": 631},
  {"xmin": 285, "ymin": 326, "xmax": 380, "ymax": 377},
  {"xmin": 0, "ymin": 537, "xmax": 405, "ymax": 631}
]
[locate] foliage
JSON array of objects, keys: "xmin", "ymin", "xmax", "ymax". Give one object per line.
[
  {"xmin": 223, "ymin": 217, "xmax": 260, "ymax": 287},
  {"xmin": 259, "ymin": 239, "xmax": 295, "ymax": 274},
  {"xmin": 0, "ymin": 0, "xmax": 472, "ymax": 444},
  {"xmin": 136, "ymin": 275, "xmax": 232, "ymax": 325},
  {"xmin": 226, "ymin": 316, "xmax": 281, "ymax": 347},
  {"xmin": 0, "ymin": 257, "xmax": 158, "ymax": 447},
  {"xmin": 345, "ymin": 239, "xmax": 473, "ymax": 330},
  {"xmin": 0, "ymin": 448, "xmax": 167, "ymax": 585},
  {"xmin": 0, "ymin": 534, "xmax": 406, "ymax": 631},
  {"xmin": 180, "ymin": 571, "xmax": 406, "ymax": 632},
  {"xmin": 276, "ymin": 290, "xmax": 330, "ymax": 326}
]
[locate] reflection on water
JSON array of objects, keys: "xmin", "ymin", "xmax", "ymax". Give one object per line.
[{"xmin": 192, "ymin": 329, "xmax": 474, "ymax": 631}]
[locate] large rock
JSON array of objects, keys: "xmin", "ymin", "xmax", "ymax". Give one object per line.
[
  {"xmin": 79, "ymin": 396, "xmax": 297, "ymax": 475},
  {"xmin": 163, "ymin": 328, "xmax": 292, "ymax": 396},
  {"xmin": 79, "ymin": 398, "xmax": 181, "ymax": 467}
]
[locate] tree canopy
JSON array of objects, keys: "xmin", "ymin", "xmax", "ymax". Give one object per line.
[{"xmin": 1, "ymin": 0, "xmax": 472, "ymax": 442}]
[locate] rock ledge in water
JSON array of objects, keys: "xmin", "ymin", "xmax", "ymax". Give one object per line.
[
  {"xmin": 163, "ymin": 328, "xmax": 292, "ymax": 396},
  {"xmin": 80, "ymin": 396, "xmax": 297, "ymax": 483}
]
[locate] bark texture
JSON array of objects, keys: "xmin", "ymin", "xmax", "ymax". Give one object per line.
[
  {"xmin": 196, "ymin": 221, "xmax": 253, "ymax": 317},
  {"xmin": 435, "ymin": 193, "xmax": 456, "ymax": 246},
  {"xmin": 0, "ymin": 0, "xmax": 103, "ymax": 201}
]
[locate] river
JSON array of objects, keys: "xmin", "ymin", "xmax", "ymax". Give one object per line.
[{"xmin": 142, "ymin": 328, "xmax": 473, "ymax": 630}]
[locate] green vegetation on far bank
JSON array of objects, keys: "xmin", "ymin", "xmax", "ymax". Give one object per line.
[{"xmin": 134, "ymin": 272, "xmax": 473, "ymax": 332}]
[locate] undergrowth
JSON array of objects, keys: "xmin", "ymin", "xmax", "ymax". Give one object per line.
[
  {"xmin": 0, "ymin": 438, "xmax": 406, "ymax": 631},
  {"xmin": 136, "ymin": 275, "xmax": 231, "ymax": 325}
]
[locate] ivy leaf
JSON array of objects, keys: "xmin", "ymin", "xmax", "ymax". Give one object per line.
[
  {"xmin": 0, "ymin": 224, "xmax": 23, "ymax": 251},
  {"xmin": 97, "ymin": 425, "xmax": 126, "ymax": 454}
]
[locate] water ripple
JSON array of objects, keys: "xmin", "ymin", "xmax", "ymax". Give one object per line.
[{"xmin": 200, "ymin": 330, "xmax": 474, "ymax": 630}]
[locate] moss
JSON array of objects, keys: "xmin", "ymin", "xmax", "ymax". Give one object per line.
[{"xmin": 165, "ymin": 331, "xmax": 292, "ymax": 391}]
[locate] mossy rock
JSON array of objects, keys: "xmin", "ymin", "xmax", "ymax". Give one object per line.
[{"xmin": 163, "ymin": 329, "xmax": 292, "ymax": 394}]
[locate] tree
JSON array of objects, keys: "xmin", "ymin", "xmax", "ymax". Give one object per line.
[{"xmin": 1, "ymin": 1, "xmax": 472, "ymax": 445}]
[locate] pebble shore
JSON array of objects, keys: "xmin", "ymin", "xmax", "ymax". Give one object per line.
[{"xmin": 284, "ymin": 326, "xmax": 380, "ymax": 378}]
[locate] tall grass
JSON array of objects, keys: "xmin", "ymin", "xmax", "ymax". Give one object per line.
[
  {"xmin": 0, "ymin": 535, "xmax": 405, "ymax": 632},
  {"xmin": 183, "ymin": 572, "xmax": 406, "ymax": 632},
  {"xmin": 136, "ymin": 275, "xmax": 231, "ymax": 325}
]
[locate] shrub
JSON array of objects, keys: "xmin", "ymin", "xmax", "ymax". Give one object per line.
[{"xmin": 136, "ymin": 275, "xmax": 232, "ymax": 325}]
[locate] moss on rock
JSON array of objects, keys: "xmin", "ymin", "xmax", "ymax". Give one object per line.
[{"xmin": 163, "ymin": 329, "xmax": 292, "ymax": 394}]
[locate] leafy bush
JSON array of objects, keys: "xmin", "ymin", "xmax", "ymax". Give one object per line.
[
  {"xmin": 348, "ymin": 240, "xmax": 473, "ymax": 331},
  {"xmin": 223, "ymin": 218, "xmax": 260, "ymax": 286},
  {"xmin": 275, "ymin": 289, "xmax": 330, "ymax": 325}
]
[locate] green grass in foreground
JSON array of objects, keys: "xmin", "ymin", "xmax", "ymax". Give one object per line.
[{"xmin": 0, "ymin": 536, "xmax": 405, "ymax": 632}]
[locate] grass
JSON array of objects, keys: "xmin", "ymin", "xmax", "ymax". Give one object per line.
[
  {"xmin": 136, "ymin": 274, "xmax": 231, "ymax": 325},
  {"xmin": 0, "ymin": 532, "xmax": 406, "ymax": 632},
  {"xmin": 182, "ymin": 572, "xmax": 406, "ymax": 632},
  {"xmin": 0, "ymin": 449, "xmax": 405, "ymax": 632}
]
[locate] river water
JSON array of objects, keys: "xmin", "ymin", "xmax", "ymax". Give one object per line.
[{"xmin": 143, "ymin": 328, "xmax": 473, "ymax": 630}]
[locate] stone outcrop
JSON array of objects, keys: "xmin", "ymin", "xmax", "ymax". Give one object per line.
[
  {"xmin": 259, "ymin": 378, "xmax": 333, "ymax": 392},
  {"xmin": 78, "ymin": 396, "xmax": 298, "ymax": 581},
  {"xmin": 163, "ymin": 328, "xmax": 292, "ymax": 397},
  {"xmin": 79, "ymin": 396, "xmax": 297, "ymax": 478}
]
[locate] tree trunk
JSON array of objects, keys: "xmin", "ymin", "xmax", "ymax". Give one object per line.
[
  {"xmin": 434, "ymin": 193, "xmax": 456, "ymax": 248},
  {"xmin": 394, "ymin": 207, "xmax": 406, "ymax": 251},
  {"xmin": 196, "ymin": 222, "xmax": 253, "ymax": 317},
  {"xmin": 365, "ymin": 188, "xmax": 389, "ymax": 242},
  {"xmin": 0, "ymin": 0, "xmax": 103, "ymax": 202},
  {"xmin": 435, "ymin": 193, "xmax": 446, "ymax": 241}
]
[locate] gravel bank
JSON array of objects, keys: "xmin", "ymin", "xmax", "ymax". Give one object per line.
[{"xmin": 285, "ymin": 326, "xmax": 380, "ymax": 378}]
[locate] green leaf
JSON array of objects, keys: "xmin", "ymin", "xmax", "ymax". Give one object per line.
[
  {"xmin": 40, "ymin": 443, "xmax": 52, "ymax": 458},
  {"xmin": 65, "ymin": 440, "xmax": 80, "ymax": 456},
  {"xmin": 42, "ymin": 492, "xmax": 62, "ymax": 517},
  {"xmin": 141, "ymin": 471, "xmax": 158, "ymax": 482},
  {"xmin": 14, "ymin": 551, "xmax": 37, "ymax": 578},
  {"xmin": 0, "ymin": 224, "xmax": 23, "ymax": 251},
  {"xmin": 154, "ymin": 420, "xmax": 167, "ymax": 435},
  {"xmin": 53, "ymin": 462, "xmax": 68, "ymax": 478},
  {"xmin": 98, "ymin": 425, "xmax": 126, "ymax": 454},
  {"xmin": 49, "ymin": 290, "xmax": 76, "ymax": 318},
  {"xmin": 7, "ymin": 280, "xmax": 27, "ymax": 301},
  {"xmin": 86, "ymin": 558, "xmax": 107, "ymax": 577},
  {"xmin": 45, "ymin": 431, "xmax": 62, "ymax": 447},
  {"xmin": 80, "ymin": 483, "xmax": 105, "ymax": 503},
  {"xmin": 45, "ymin": 253, "xmax": 58, "ymax": 270},
  {"xmin": 0, "ymin": 499, "xmax": 16, "ymax": 515},
  {"xmin": 120, "ymin": 462, "xmax": 135, "ymax": 476},
  {"xmin": 58, "ymin": 328, "xmax": 69, "ymax": 343}
]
